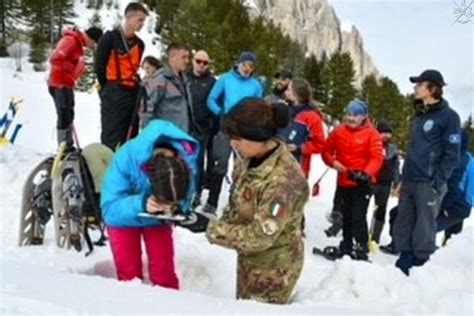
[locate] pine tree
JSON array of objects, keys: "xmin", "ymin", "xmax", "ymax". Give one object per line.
[
  {"xmin": 23, "ymin": 0, "xmax": 77, "ymax": 71},
  {"xmin": 0, "ymin": 0, "xmax": 23, "ymax": 56},
  {"xmin": 161, "ymin": 0, "xmax": 304, "ymax": 79},
  {"xmin": 396, "ymin": 93, "xmax": 417, "ymax": 152},
  {"xmin": 302, "ymin": 53, "xmax": 326, "ymax": 102},
  {"xmin": 144, "ymin": 0, "xmax": 176, "ymax": 35},
  {"xmin": 321, "ymin": 51, "xmax": 356, "ymax": 120},
  {"xmin": 51, "ymin": 0, "xmax": 77, "ymax": 45},
  {"xmin": 29, "ymin": 30, "xmax": 48, "ymax": 71},
  {"xmin": 463, "ymin": 115, "xmax": 474, "ymax": 153},
  {"xmin": 86, "ymin": 0, "xmax": 104, "ymax": 10}
]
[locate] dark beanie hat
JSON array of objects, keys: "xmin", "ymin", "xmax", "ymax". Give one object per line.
[
  {"xmin": 377, "ymin": 120, "xmax": 393, "ymax": 134},
  {"xmin": 237, "ymin": 52, "xmax": 258, "ymax": 65},
  {"xmin": 85, "ymin": 27, "xmax": 103, "ymax": 43}
]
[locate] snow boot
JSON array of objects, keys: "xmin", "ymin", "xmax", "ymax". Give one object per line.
[
  {"xmin": 380, "ymin": 242, "xmax": 399, "ymax": 255},
  {"xmin": 352, "ymin": 243, "xmax": 369, "ymax": 261},
  {"xmin": 395, "ymin": 251, "xmax": 414, "ymax": 276}
]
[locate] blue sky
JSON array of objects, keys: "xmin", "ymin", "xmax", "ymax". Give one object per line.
[{"xmin": 329, "ymin": 0, "xmax": 473, "ymax": 121}]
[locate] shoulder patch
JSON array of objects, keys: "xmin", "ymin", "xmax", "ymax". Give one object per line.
[
  {"xmin": 260, "ymin": 218, "xmax": 280, "ymax": 236},
  {"xmin": 243, "ymin": 187, "xmax": 253, "ymax": 201},
  {"xmin": 449, "ymin": 133, "xmax": 461, "ymax": 144}
]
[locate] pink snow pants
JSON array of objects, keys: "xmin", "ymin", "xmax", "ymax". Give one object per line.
[{"xmin": 107, "ymin": 225, "xmax": 179, "ymax": 289}]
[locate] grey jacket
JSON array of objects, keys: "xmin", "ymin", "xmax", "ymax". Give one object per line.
[{"xmin": 141, "ymin": 66, "xmax": 194, "ymax": 133}]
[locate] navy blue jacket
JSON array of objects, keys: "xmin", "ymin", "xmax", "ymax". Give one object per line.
[
  {"xmin": 278, "ymin": 104, "xmax": 311, "ymax": 162},
  {"xmin": 441, "ymin": 131, "xmax": 472, "ymax": 219},
  {"xmin": 402, "ymin": 99, "xmax": 461, "ymax": 191}
]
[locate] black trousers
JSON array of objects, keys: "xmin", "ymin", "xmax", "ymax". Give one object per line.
[
  {"xmin": 100, "ymin": 84, "xmax": 139, "ymax": 150},
  {"xmin": 207, "ymin": 131, "xmax": 233, "ymax": 207},
  {"xmin": 373, "ymin": 183, "xmax": 391, "ymax": 222},
  {"xmin": 194, "ymin": 120, "xmax": 217, "ymax": 195},
  {"xmin": 339, "ymin": 185, "xmax": 372, "ymax": 247},
  {"xmin": 49, "ymin": 87, "xmax": 74, "ymax": 129}
]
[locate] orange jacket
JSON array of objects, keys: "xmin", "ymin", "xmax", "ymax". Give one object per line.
[
  {"xmin": 95, "ymin": 28, "xmax": 144, "ymax": 89},
  {"xmin": 322, "ymin": 121, "xmax": 384, "ymax": 187}
]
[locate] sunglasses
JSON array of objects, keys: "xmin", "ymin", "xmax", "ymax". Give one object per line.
[
  {"xmin": 194, "ymin": 59, "xmax": 209, "ymax": 66},
  {"xmin": 242, "ymin": 61, "xmax": 255, "ymax": 68}
]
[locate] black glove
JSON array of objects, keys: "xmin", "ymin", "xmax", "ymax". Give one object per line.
[
  {"xmin": 177, "ymin": 209, "xmax": 217, "ymax": 233},
  {"xmin": 349, "ymin": 170, "xmax": 371, "ymax": 186}
]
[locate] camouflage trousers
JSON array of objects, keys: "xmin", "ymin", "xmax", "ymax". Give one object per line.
[{"xmin": 236, "ymin": 244, "xmax": 304, "ymax": 304}]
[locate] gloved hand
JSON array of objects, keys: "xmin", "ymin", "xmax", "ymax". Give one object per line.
[
  {"xmin": 349, "ymin": 170, "xmax": 371, "ymax": 186},
  {"xmin": 177, "ymin": 209, "xmax": 217, "ymax": 233}
]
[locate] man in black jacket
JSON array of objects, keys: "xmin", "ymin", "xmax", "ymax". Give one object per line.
[
  {"xmin": 393, "ymin": 70, "xmax": 461, "ymax": 275},
  {"xmin": 369, "ymin": 120, "xmax": 400, "ymax": 245},
  {"xmin": 188, "ymin": 50, "xmax": 216, "ymax": 203}
]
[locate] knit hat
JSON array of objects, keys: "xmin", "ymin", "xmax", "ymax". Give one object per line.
[
  {"xmin": 346, "ymin": 99, "xmax": 369, "ymax": 116},
  {"xmin": 238, "ymin": 52, "xmax": 257, "ymax": 65},
  {"xmin": 85, "ymin": 27, "xmax": 103, "ymax": 43},
  {"xmin": 377, "ymin": 120, "xmax": 393, "ymax": 134},
  {"xmin": 223, "ymin": 97, "xmax": 289, "ymax": 141}
]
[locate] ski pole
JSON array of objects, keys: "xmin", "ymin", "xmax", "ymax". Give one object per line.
[
  {"xmin": 71, "ymin": 123, "xmax": 82, "ymax": 151},
  {"xmin": 312, "ymin": 167, "xmax": 330, "ymax": 196},
  {"xmin": 126, "ymin": 87, "xmax": 144, "ymax": 141}
]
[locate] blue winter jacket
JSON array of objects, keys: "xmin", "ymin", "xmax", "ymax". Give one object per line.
[
  {"xmin": 207, "ymin": 68, "xmax": 263, "ymax": 116},
  {"xmin": 101, "ymin": 120, "xmax": 200, "ymax": 227},
  {"xmin": 441, "ymin": 131, "xmax": 473, "ymax": 219},
  {"xmin": 402, "ymin": 99, "xmax": 461, "ymax": 192}
]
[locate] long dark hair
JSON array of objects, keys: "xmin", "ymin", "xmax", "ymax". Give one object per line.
[
  {"xmin": 148, "ymin": 152, "xmax": 190, "ymax": 203},
  {"xmin": 290, "ymin": 77, "xmax": 322, "ymax": 112}
]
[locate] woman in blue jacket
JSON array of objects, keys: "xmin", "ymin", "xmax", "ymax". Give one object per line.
[{"xmin": 101, "ymin": 120, "xmax": 199, "ymax": 289}]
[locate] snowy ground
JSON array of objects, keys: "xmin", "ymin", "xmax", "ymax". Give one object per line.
[{"xmin": 1, "ymin": 55, "xmax": 473, "ymax": 315}]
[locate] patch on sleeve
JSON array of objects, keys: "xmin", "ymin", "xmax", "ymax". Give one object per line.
[
  {"xmin": 449, "ymin": 133, "xmax": 461, "ymax": 144},
  {"xmin": 260, "ymin": 218, "xmax": 280, "ymax": 236},
  {"xmin": 269, "ymin": 200, "xmax": 285, "ymax": 218},
  {"xmin": 243, "ymin": 187, "xmax": 253, "ymax": 201}
]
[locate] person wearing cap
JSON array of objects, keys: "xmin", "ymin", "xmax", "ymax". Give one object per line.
[
  {"xmin": 393, "ymin": 69, "xmax": 461, "ymax": 275},
  {"xmin": 265, "ymin": 68, "xmax": 293, "ymax": 105},
  {"xmin": 368, "ymin": 120, "xmax": 400, "ymax": 247},
  {"xmin": 322, "ymin": 99, "xmax": 384, "ymax": 260},
  {"xmin": 206, "ymin": 97, "xmax": 309, "ymax": 304},
  {"xmin": 382, "ymin": 131, "xmax": 472, "ymax": 255},
  {"xmin": 48, "ymin": 26, "xmax": 103, "ymax": 150},
  {"xmin": 204, "ymin": 52, "xmax": 264, "ymax": 216}
]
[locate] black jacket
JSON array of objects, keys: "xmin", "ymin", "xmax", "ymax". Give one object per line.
[
  {"xmin": 402, "ymin": 99, "xmax": 461, "ymax": 191},
  {"xmin": 377, "ymin": 142, "xmax": 400, "ymax": 186},
  {"xmin": 188, "ymin": 71, "xmax": 216, "ymax": 135}
]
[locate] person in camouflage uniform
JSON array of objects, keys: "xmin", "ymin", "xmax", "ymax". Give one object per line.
[{"xmin": 206, "ymin": 97, "xmax": 310, "ymax": 304}]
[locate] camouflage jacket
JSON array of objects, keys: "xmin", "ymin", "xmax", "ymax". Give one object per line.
[{"xmin": 206, "ymin": 139, "xmax": 309, "ymax": 256}]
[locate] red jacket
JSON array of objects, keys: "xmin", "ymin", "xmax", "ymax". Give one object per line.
[
  {"xmin": 48, "ymin": 29, "xmax": 86, "ymax": 88},
  {"xmin": 296, "ymin": 108, "xmax": 326, "ymax": 178},
  {"xmin": 322, "ymin": 121, "xmax": 384, "ymax": 187}
]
